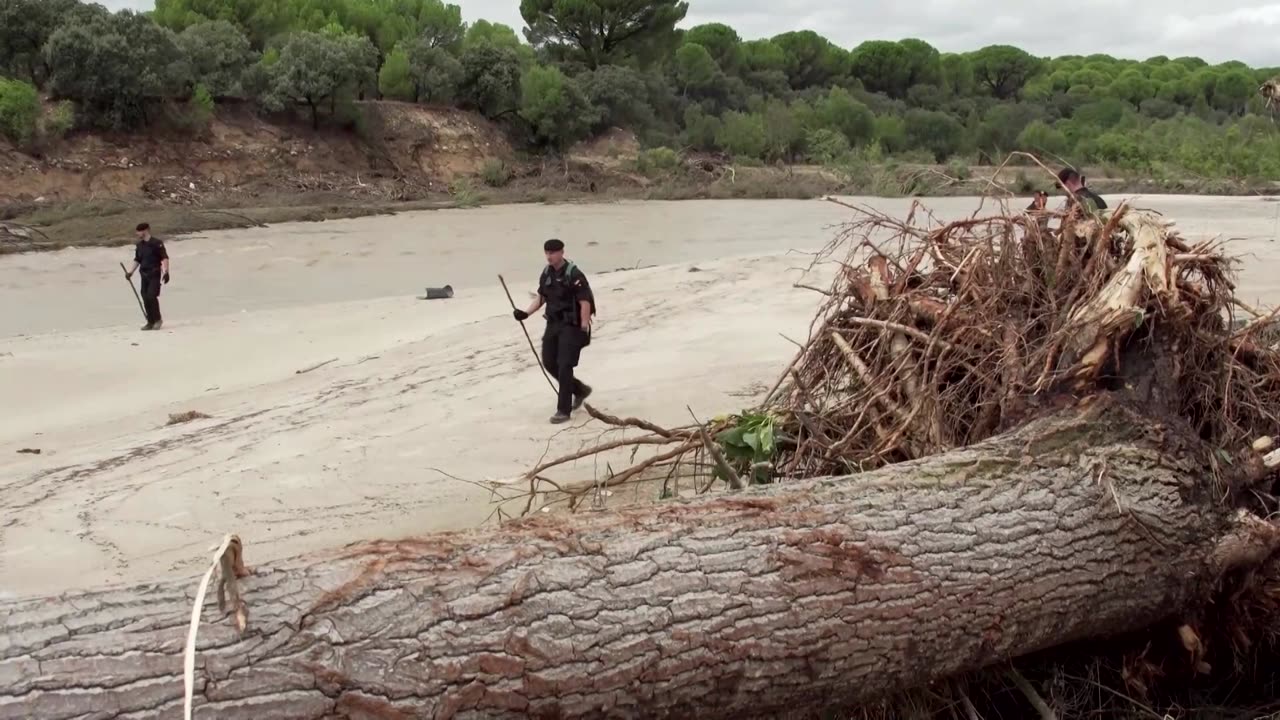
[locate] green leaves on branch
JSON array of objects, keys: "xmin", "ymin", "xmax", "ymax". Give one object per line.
[
  {"xmin": 458, "ymin": 42, "xmax": 522, "ymax": 118},
  {"xmin": 518, "ymin": 64, "xmax": 596, "ymax": 149},
  {"xmin": 45, "ymin": 10, "xmax": 189, "ymax": 129},
  {"xmin": 177, "ymin": 21, "xmax": 258, "ymax": 98},
  {"xmin": 519, "ymin": 0, "xmax": 688, "ymax": 69},
  {"xmin": 713, "ymin": 411, "xmax": 781, "ymax": 486},
  {"xmin": 0, "ymin": 77, "xmax": 39, "ymax": 144},
  {"xmin": 265, "ymin": 30, "xmax": 377, "ymax": 128}
]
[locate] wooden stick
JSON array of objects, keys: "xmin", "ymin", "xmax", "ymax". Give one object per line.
[
  {"xmin": 499, "ymin": 274, "xmax": 558, "ymax": 396},
  {"xmin": 295, "ymin": 358, "xmax": 337, "ymax": 375},
  {"xmin": 689, "ymin": 406, "xmax": 743, "ymax": 491},
  {"xmin": 839, "ymin": 317, "xmax": 961, "ymax": 354}
]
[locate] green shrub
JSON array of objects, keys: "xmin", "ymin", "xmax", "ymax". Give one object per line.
[
  {"xmin": 804, "ymin": 128, "xmax": 850, "ymax": 164},
  {"xmin": 36, "ymin": 101, "xmax": 75, "ymax": 143},
  {"xmin": 946, "ymin": 158, "xmax": 970, "ymax": 179},
  {"xmin": 449, "ymin": 178, "xmax": 481, "ymax": 207},
  {"xmin": 636, "ymin": 146, "xmax": 680, "ymax": 175},
  {"xmin": 190, "ymin": 84, "xmax": 215, "ymax": 129},
  {"xmin": 480, "ymin": 158, "xmax": 511, "ymax": 187},
  {"xmin": 0, "ymin": 78, "xmax": 40, "ymax": 145}
]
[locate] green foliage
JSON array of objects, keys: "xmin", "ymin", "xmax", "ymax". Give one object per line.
[
  {"xmin": 44, "ymin": 101, "xmax": 76, "ymax": 139},
  {"xmin": 0, "ymin": 77, "xmax": 39, "ymax": 144},
  {"xmin": 681, "ymin": 103, "xmax": 721, "ymax": 150},
  {"xmin": 0, "ymin": 0, "xmax": 82, "ymax": 88},
  {"xmin": 713, "ymin": 411, "xmax": 779, "ymax": 485},
  {"xmin": 406, "ymin": 41, "xmax": 463, "ymax": 103},
  {"xmin": 518, "ymin": 64, "xmax": 597, "ymax": 150},
  {"xmin": 519, "ymin": 0, "xmax": 688, "ymax": 69},
  {"xmin": 463, "ymin": 20, "xmax": 519, "ymax": 50},
  {"xmin": 904, "ymin": 108, "xmax": 965, "ymax": 161},
  {"xmin": 674, "ymin": 43, "xmax": 719, "ymax": 94},
  {"xmin": 578, "ymin": 65, "xmax": 655, "ymax": 131},
  {"xmin": 771, "ymin": 30, "xmax": 848, "ymax": 89},
  {"xmin": 479, "ymin": 158, "xmax": 511, "ymax": 186},
  {"xmin": 46, "ymin": 9, "xmax": 191, "ymax": 129},
  {"xmin": 804, "ymin": 128, "xmax": 850, "ymax": 163},
  {"xmin": 187, "ymin": 83, "xmax": 216, "ymax": 130},
  {"xmin": 378, "ymin": 48, "xmax": 416, "ymax": 101},
  {"xmin": 817, "ymin": 87, "xmax": 875, "ymax": 146},
  {"xmin": 873, "ymin": 114, "xmax": 909, "ymax": 153},
  {"xmin": 448, "ymin": 176, "xmax": 480, "ymax": 206},
  {"xmin": 969, "ymin": 44, "xmax": 1043, "ymax": 99},
  {"xmin": 176, "ymin": 20, "xmax": 257, "ymax": 98},
  {"xmin": 682, "ymin": 23, "xmax": 741, "ymax": 71},
  {"xmin": 946, "ymin": 158, "xmax": 970, "ymax": 180},
  {"xmin": 762, "ymin": 99, "xmax": 801, "ymax": 161},
  {"xmin": 716, "ymin": 111, "xmax": 767, "ymax": 159},
  {"xmin": 458, "ymin": 42, "xmax": 521, "ymax": 117},
  {"xmin": 850, "ymin": 40, "xmax": 913, "ymax": 98},
  {"xmin": 266, "ymin": 30, "xmax": 377, "ymax": 128},
  {"xmin": 5, "ymin": 0, "xmax": 1280, "ymax": 182},
  {"xmin": 636, "ymin": 146, "xmax": 680, "ymax": 175}
]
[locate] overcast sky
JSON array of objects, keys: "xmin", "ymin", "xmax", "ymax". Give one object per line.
[{"xmin": 99, "ymin": 0, "xmax": 1280, "ymax": 67}]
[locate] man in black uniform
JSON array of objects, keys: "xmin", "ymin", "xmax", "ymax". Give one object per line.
[
  {"xmin": 124, "ymin": 222, "xmax": 170, "ymax": 331},
  {"xmin": 1056, "ymin": 168, "xmax": 1107, "ymax": 212},
  {"xmin": 513, "ymin": 239, "xmax": 594, "ymax": 424}
]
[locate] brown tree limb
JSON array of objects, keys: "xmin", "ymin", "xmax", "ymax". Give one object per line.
[{"xmin": 2, "ymin": 399, "xmax": 1275, "ymax": 719}]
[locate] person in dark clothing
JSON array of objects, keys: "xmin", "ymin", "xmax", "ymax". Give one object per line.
[
  {"xmin": 1056, "ymin": 168, "xmax": 1107, "ymax": 212},
  {"xmin": 513, "ymin": 238, "xmax": 595, "ymax": 424},
  {"xmin": 124, "ymin": 222, "xmax": 170, "ymax": 331}
]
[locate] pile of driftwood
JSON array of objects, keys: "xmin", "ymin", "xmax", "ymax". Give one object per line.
[
  {"xmin": 5, "ymin": 193, "xmax": 1280, "ymax": 719},
  {"xmin": 523, "ymin": 196, "xmax": 1280, "ymax": 505}
]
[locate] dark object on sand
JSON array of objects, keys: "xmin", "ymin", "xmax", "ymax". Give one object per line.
[
  {"xmin": 17, "ymin": 448, "xmax": 41, "ymax": 455},
  {"xmin": 420, "ymin": 285, "xmax": 454, "ymax": 300}
]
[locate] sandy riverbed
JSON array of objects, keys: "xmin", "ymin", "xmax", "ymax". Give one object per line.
[{"xmin": 1, "ymin": 195, "xmax": 1277, "ymax": 598}]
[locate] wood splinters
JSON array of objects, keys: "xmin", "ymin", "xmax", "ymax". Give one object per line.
[{"xmin": 217, "ymin": 535, "xmax": 252, "ymax": 633}]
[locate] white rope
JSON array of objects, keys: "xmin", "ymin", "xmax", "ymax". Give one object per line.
[{"xmin": 183, "ymin": 533, "xmax": 233, "ymax": 720}]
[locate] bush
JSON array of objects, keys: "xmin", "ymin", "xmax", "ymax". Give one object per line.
[
  {"xmin": 449, "ymin": 177, "xmax": 481, "ymax": 207},
  {"xmin": 804, "ymin": 128, "xmax": 850, "ymax": 164},
  {"xmin": 0, "ymin": 78, "xmax": 40, "ymax": 145},
  {"xmin": 636, "ymin": 146, "xmax": 681, "ymax": 175},
  {"xmin": 480, "ymin": 158, "xmax": 511, "ymax": 187},
  {"xmin": 43, "ymin": 101, "xmax": 75, "ymax": 139},
  {"xmin": 716, "ymin": 111, "xmax": 767, "ymax": 159},
  {"xmin": 946, "ymin": 158, "xmax": 970, "ymax": 180},
  {"xmin": 189, "ymin": 84, "xmax": 215, "ymax": 130}
]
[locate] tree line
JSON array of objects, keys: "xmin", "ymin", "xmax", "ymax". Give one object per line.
[{"xmin": 1, "ymin": 0, "xmax": 1278, "ymax": 181}]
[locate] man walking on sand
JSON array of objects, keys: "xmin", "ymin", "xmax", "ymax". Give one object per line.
[
  {"xmin": 513, "ymin": 238, "xmax": 595, "ymax": 424},
  {"xmin": 124, "ymin": 222, "xmax": 170, "ymax": 331}
]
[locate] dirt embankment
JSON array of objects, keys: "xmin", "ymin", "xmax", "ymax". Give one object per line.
[
  {"xmin": 0, "ymin": 102, "xmax": 695, "ymax": 251},
  {"xmin": 2, "ymin": 100, "xmax": 1276, "ymax": 253},
  {"xmin": 2, "ymin": 101, "xmax": 511, "ymax": 204}
]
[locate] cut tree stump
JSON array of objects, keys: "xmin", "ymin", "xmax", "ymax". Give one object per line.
[{"xmin": 2, "ymin": 397, "xmax": 1276, "ymax": 720}]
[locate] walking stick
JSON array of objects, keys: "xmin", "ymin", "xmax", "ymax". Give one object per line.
[
  {"xmin": 498, "ymin": 274, "xmax": 558, "ymax": 395},
  {"xmin": 119, "ymin": 262, "xmax": 147, "ymax": 321}
]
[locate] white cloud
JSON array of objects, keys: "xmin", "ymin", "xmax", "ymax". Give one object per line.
[{"xmin": 101, "ymin": 0, "xmax": 1280, "ymax": 66}]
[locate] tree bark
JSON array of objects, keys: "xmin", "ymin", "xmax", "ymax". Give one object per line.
[{"xmin": 1, "ymin": 398, "xmax": 1271, "ymax": 720}]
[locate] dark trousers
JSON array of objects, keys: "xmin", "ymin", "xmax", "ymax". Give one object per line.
[
  {"xmin": 542, "ymin": 322, "xmax": 588, "ymax": 415},
  {"xmin": 140, "ymin": 271, "xmax": 162, "ymax": 324}
]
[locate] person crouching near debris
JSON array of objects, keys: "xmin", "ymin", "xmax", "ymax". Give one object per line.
[
  {"xmin": 513, "ymin": 238, "xmax": 595, "ymax": 424},
  {"xmin": 124, "ymin": 222, "xmax": 170, "ymax": 331}
]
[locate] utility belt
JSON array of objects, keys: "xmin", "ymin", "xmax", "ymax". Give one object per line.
[{"xmin": 545, "ymin": 307, "xmax": 580, "ymax": 325}]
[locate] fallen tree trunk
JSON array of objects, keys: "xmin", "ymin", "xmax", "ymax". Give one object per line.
[{"xmin": 2, "ymin": 398, "xmax": 1275, "ymax": 720}]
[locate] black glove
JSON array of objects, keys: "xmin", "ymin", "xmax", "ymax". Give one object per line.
[
  {"xmin": 513, "ymin": 309, "xmax": 529, "ymax": 321},
  {"xmin": 163, "ymin": 272, "xmax": 170, "ymax": 284}
]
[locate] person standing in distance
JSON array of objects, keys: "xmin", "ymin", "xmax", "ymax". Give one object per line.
[
  {"xmin": 513, "ymin": 238, "xmax": 594, "ymax": 424},
  {"xmin": 1056, "ymin": 168, "xmax": 1107, "ymax": 212},
  {"xmin": 124, "ymin": 222, "xmax": 170, "ymax": 331}
]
